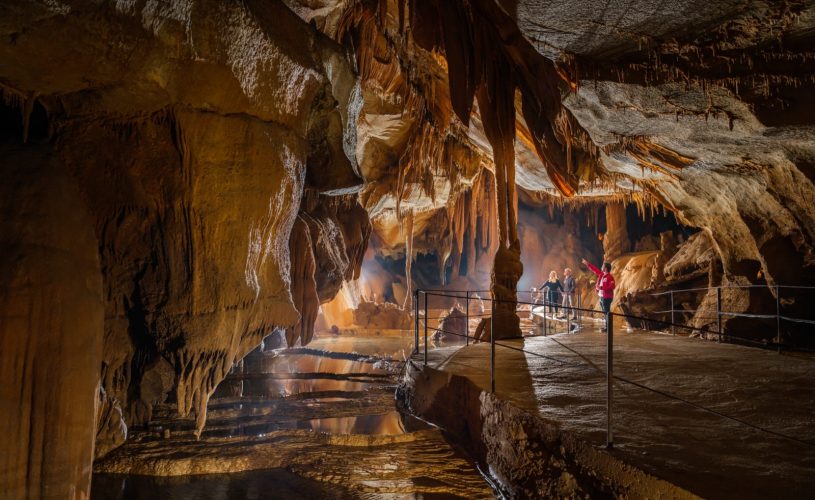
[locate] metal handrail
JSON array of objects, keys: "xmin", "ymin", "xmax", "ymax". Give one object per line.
[
  {"xmin": 651, "ymin": 284, "xmax": 815, "ymax": 296},
  {"xmin": 413, "ymin": 288, "xmax": 815, "ymax": 453},
  {"xmin": 645, "ymin": 283, "xmax": 814, "ymax": 353}
]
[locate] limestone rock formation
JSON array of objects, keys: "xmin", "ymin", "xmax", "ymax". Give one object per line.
[
  {"xmin": 1, "ymin": 0, "xmax": 369, "ymax": 493},
  {"xmin": 0, "ymin": 144, "xmax": 103, "ymax": 499},
  {"xmin": 3, "ymin": 0, "xmax": 815, "ymax": 495},
  {"xmin": 352, "ymin": 300, "xmax": 411, "ymax": 330},
  {"xmin": 603, "ymin": 203, "xmax": 630, "ymax": 262},
  {"xmin": 435, "ymin": 307, "xmax": 468, "ymax": 342}
]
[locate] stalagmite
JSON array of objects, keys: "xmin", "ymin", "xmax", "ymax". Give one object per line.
[
  {"xmin": 402, "ymin": 209, "xmax": 415, "ymax": 310},
  {"xmin": 604, "ymin": 202, "xmax": 631, "ymax": 262}
]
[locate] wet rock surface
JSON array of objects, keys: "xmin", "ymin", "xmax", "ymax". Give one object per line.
[{"xmin": 93, "ymin": 333, "xmax": 494, "ymax": 498}]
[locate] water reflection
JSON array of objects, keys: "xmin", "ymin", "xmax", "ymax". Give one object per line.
[
  {"xmin": 198, "ymin": 410, "xmax": 429, "ymax": 439},
  {"xmin": 92, "ymin": 469, "xmax": 351, "ymax": 500},
  {"xmin": 92, "ymin": 328, "xmax": 494, "ymax": 499}
]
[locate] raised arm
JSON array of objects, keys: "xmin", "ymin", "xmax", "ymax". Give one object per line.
[{"xmin": 582, "ymin": 258, "xmax": 602, "ymax": 277}]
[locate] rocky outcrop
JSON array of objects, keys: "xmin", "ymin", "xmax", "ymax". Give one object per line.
[
  {"xmin": 0, "ymin": 0, "xmax": 370, "ymax": 489},
  {"xmin": 435, "ymin": 307, "xmax": 467, "ymax": 342},
  {"xmin": 352, "ymin": 301, "xmax": 411, "ymax": 330}
]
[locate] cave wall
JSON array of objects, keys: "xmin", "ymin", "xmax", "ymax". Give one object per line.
[
  {"xmin": 0, "ymin": 143, "xmax": 103, "ymax": 499},
  {"xmin": 0, "ymin": 0, "xmax": 369, "ymax": 493}
]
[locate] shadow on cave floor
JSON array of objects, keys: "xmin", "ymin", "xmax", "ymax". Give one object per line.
[
  {"xmin": 92, "ymin": 329, "xmax": 495, "ymax": 499},
  {"xmin": 419, "ymin": 317, "xmax": 815, "ymax": 500}
]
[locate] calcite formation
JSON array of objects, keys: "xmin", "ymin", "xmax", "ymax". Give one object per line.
[
  {"xmin": 0, "ymin": 144, "xmax": 103, "ymax": 500},
  {"xmin": 2, "ymin": 0, "xmax": 815, "ymax": 496},
  {"xmin": 1, "ymin": 1, "xmax": 368, "ymax": 496}
]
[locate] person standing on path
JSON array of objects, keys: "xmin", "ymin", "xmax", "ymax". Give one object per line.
[
  {"xmin": 582, "ymin": 258, "xmax": 616, "ymax": 332},
  {"xmin": 559, "ymin": 268, "xmax": 577, "ymax": 320},
  {"xmin": 539, "ymin": 271, "xmax": 563, "ymax": 317}
]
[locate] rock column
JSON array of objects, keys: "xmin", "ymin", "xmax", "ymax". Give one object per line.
[
  {"xmin": 0, "ymin": 147, "xmax": 103, "ymax": 499},
  {"xmin": 604, "ymin": 202, "xmax": 630, "ymax": 262}
]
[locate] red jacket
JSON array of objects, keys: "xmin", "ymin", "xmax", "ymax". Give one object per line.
[{"xmin": 587, "ymin": 262, "xmax": 616, "ymax": 299}]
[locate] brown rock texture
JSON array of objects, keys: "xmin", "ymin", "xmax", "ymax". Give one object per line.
[
  {"xmin": 1, "ymin": 0, "xmax": 369, "ymax": 492},
  {"xmin": 0, "ymin": 144, "xmax": 103, "ymax": 499},
  {"xmin": 603, "ymin": 202, "xmax": 630, "ymax": 262},
  {"xmin": 3, "ymin": 0, "xmax": 815, "ymax": 494}
]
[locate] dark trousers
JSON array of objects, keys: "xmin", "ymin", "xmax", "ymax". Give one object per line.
[
  {"xmin": 546, "ymin": 292, "xmax": 559, "ymax": 314},
  {"xmin": 600, "ymin": 297, "xmax": 613, "ymax": 330}
]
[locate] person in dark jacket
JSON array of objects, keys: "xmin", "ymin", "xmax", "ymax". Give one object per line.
[
  {"xmin": 558, "ymin": 267, "xmax": 577, "ymax": 320},
  {"xmin": 582, "ymin": 258, "xmax": 616, "ymax": 332},
  {"xmin": 539, "ymin": 271, "xmax": 563, "ymax": 317}
]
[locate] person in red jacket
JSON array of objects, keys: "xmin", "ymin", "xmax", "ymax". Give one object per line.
[{"xmin": 581, "ymin": 258, "xmax": 616, "ymax": 332}]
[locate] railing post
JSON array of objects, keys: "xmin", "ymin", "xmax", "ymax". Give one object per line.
[
  {"xmin": 578, "ymin": 292, "xmax": 582, "ymax": 323},
  {"xmin": 465, "ymin": 291, "xmax": 470, "ymax": 346},
  {"xmin": 490, "ymin": 299, "xmax": 495, "ymax": 394},
  {"xmin": 775, "ymin": 285, "xmax": 782, "ymax": 353},
  {"xmin": 424, "ymin": 291, "xmax": 428, "ymax": 367},
  {"xmin": 670, "ymin": 290, "xmax": 676, "ymax": 336},
  {"xmin": 716, "ymin": 286, "xmax": 723, "ymax": 343},
  {"xmin": 414, "ymin": 289, "xmax": 420, "ymax": 355},
  {"xmin": 606, "ymin": 312, "xmax": 614, "ymax": 449}
]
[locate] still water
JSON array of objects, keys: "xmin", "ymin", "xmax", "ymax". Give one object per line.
[{"xmin": 92, "ymin": 330, "xmax": 494, "ymax": 499}]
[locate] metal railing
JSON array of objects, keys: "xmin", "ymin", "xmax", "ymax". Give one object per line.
[
  {"xmin": 649, "ymin": 284, "xmax": 815, "ymax": 353},
  {"xmin": 414, "ymin": 289, "xmax": 616, "ymax": 446},
  {"xmin": 411, "ymin": 287, "xmax": 815, "ymax": 451}
]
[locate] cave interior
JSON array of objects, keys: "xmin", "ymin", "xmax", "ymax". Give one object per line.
[{"xmin": 2, "ymin": 0, "xmax": 815, "ymax": 498}]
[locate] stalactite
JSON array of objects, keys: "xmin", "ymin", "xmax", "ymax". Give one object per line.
[
  {"xmin": 173, "ymin": 348, "xmax": 230, "ymax": 438},
  {"xmin": 287, "ymin": 216, "xmax": 320, "ymax": 347},
  {"xmin": 1, "ymin": 85, "xmax": 37, "ymax": 143},
  {"xmin": 21, "ymin": 93, "xmax": 39, "ymax": 143}
]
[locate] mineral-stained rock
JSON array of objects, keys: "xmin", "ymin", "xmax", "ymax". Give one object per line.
[
  {"xmin": 0, "ymin": 0, "xmax": 371, "ymax": 478},
  {"xmin": 435, "ymin": 307, "xmax": 468, "ymax": 342},
  {"xmin": 0, "ymin": 143, "xmax": 104, "ymax": 499}
]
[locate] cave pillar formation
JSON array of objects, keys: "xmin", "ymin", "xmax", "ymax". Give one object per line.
[
  {"xmin": 604, "ymin": 202, "xmax": 630, "ymax": 263},
  {"xmin": 478, "ymin": 87, "xmax": 523, "ymax": 339},
  {"xmin": 0, "ymin": 148, "xmax": 103, "ymax": 499}
]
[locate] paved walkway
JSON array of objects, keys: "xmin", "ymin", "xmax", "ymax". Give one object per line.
[{"xmin": 421, "ymin": 319, "xmax": 815, "ymax": 499}]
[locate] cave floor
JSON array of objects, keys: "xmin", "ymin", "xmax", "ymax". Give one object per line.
[
  {"xmin": 420, "ymin": 318, "xmax": 815, "ymax": 499},
  {"xmin": 93, "ymin": 330, "xmax": 494, "ymax": 499}
]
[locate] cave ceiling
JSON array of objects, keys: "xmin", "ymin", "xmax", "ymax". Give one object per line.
[
  {"xmin": 281, "ymin": 0, "xmax": 815, "ymax": 280},
  {"xmin": 2, "ymin": 0, "xmax": 814, "ymax": 300}
]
